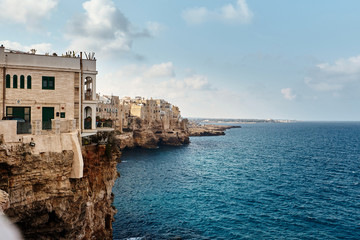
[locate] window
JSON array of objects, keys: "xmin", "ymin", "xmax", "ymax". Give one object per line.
[
  {"xmin": 60, "ymin": 112, "xmax": 65, "ymax": 118},
  {"xmin": 6, "ymin": 107, "xmax": 31, "ymax": 122},
  {"xmin": 42, "ymin": 76, "xmax": 55, "ymax": 90},
  {"xmin": 20, "ymin": 75, "xmax": 25, "ymax": 89},
  {"xmin": 6, "ymin": 74, "xmax": 10, "ymax": 88},
  {"xmin": 27, "ymin": 75, "xmax": 32, "ymax": 89},
  {"xmin": 13, "ymin": 75, "xmax": 18, "ymax": 88}
]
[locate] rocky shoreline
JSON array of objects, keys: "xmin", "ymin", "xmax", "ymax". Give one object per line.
[
  {"xmin": 0, "ymin": 118, "xmax": 243, "ymax": 239},
  {"xmin": 188, "ymin": 124, "xmax": 241, "ymax": 136},
  {"xmin": 0, "ymin": 117, "xmax": 190, "ymax": 239}
]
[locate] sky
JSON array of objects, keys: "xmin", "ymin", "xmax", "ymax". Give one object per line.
[{"xmin": 1, "ymin": 0, "xmax": 360, "ymax": 121}]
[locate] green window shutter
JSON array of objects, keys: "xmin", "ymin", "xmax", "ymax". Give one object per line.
[
  {"xmin": 13, "ymin": 75, "xmax": 18, "ymax": 88},
  {"xmin": 27, "ymin": 76, "xmax": 31, "ymax": 89},
  {"xmin": 20, "ymin": 75, "xmax": 25, "ymax": 89},
  {"xmin": 6, "ymin": 74, "xmax": 10, "ymax": 88}
]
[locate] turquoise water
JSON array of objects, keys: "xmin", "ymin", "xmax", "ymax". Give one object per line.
[{"xmin": 112, "ymin": 122, "xmax": 360, "ymax": 239}]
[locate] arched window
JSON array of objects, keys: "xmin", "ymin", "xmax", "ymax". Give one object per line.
[
  {"xmin": 13, "ymin": 75, "xmax": 18, "ymax": 88},
  {"xmin": 20, "ymin": 75, "xmax": 25, "ymax": 89},
  {"xmin": 27, "ymin": 75, "xmax": 32, "ymax": 89},
  {"xmin": 5, "ymin": 74, "xmax": 10, "ymax": 88}
]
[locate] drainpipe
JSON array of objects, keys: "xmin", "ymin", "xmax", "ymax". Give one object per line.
[
  {"xmin": 2, "ymin": 66, "xmax": 5, "ymax": 119},
  {"xmin": 2, "ymin": 53, "xmax": 7, "ymax": 119},
  {"xmin": 80, "ymin": 52, "xmax": 83, "ymax": 133}
]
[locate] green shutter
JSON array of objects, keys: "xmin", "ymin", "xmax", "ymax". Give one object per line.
[
  {"xmin": 13, "ymin": 75, "xmax": 17, "ymax": 88},
  {"xmin": 27, "ymin": 76, "xmax": 31, "ymax": 89},
  {"xmin": 20, "ymin": 75, "xmax": 25, "ymax": 89},
  {"xmin": 6, "ymin": 74, "xmax": 10, "ymax": 88}
]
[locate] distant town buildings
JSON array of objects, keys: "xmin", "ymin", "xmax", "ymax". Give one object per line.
[{"xmin": 96, "ymin": 95, "xmax": 183, "ymax": 132}]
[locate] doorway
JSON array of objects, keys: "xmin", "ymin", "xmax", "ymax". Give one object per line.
[{"xmin": 42, "ymin": 107, "xmax": 54, "ymax": 130}]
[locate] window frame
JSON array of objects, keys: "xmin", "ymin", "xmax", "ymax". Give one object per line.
[
  {"xmin": 6, "ymin": 74, "xmax": 10, "ymax": 88},
  {"xmin": 42, "ymin": 76, "xmax": 55, "ymax": 90},
  {"xmin": 20, "ymin": 75, "xmax": 25, "ymax": 89},
  {"xmin": 27, "ymin": 75, "xmax": 32, "ymax": 89},
  {"xmin": 13, "ymin": 75, "xmax": 18, "ymax": 88}
]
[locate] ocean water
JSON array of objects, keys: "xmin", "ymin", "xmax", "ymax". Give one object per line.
[{"xmin": 112, "ymin": 122, "xmax": 360, "ymax": 240}]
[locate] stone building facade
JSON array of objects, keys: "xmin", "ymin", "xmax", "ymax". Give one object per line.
[
  {"xmin": 0, "ymin": 46, "xmax": 99, "ymax": 178},
  {"xmin": 0, "ymin": 46, "xmax": 98, "ymax": 135},
  {"xmin": 97, "ymin": 95, "xmax": 183, "ymax": 132}
]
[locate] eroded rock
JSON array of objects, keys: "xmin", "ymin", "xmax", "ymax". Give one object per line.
[{"xmin": 0, "ymin": 135, "xmax": 118, "ymax": 240}]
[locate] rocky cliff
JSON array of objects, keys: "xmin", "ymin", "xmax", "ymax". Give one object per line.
[
  {"xmin": 188, "ymin": 124, "xmax": 241, "ymax": 136},
  {"xmin": 0, "ymin": 117, "xmax": 190, "ymax": 239},
  {"xmin": 115, "ymin": 118, "xmax": 190, "ymax": 150},
  {"xmin": 0, "ymin": 136, "xmax": 118, "ymax": 240}
]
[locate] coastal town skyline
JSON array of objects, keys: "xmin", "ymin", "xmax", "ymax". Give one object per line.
[{"xmin": 1, "ymin": 0, "xmax": 359, "ymax": 121}]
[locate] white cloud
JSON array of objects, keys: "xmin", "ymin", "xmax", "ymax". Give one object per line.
[
  {"xmin": 305, "ymin": 55, "xmax": 360, "ymax": 92},
  {"xmin": 144, "ymin": 62, "xmax": 175, "ymax": 78},
  {"xmin": 0, "ymin": 0, "xmax": 58, "ymax": 28},
  {"xmin": 316, "ymin": 56, "xmax": 360, "ymax": 74},
  {"xmin": 182, "ymin": 0, "xmax": 253, "ymax": 25},
  {"xmin": 0, "ymin": 40, "xmax": 53, "ymax": 54},
  {"xmin": 184, "ymin": 75, "xmax": 211, "ymax": 90},
  {"xmin": 66, "ymin": 0, "xmax": 150, "ymax": 58},
  {"xmin": 98, "ymin": 63, "xmax": 215, "ymax": 107},
  {"xmin": 281, "ymin": 88, "xmax": 296, "ymax": 100}
]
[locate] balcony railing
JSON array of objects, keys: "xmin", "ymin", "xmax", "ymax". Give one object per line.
[{"xmin": 85, "ymin": 91, "xmax": 93, "ymax": 100}]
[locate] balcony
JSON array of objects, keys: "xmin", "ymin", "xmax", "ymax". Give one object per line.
[{"xmin": 85, "ymin": 90, "xmax": 93, "ymax": 101}]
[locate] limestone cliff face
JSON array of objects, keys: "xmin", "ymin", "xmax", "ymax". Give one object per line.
[
  {"xmin": 116, "ymin": 118, "xmax": 190, "ymax": 149},
  {"xmin": 0, "ymin": 117, "xmax": 189, "ymax": 238},
  {"xmin": 0, "ymin": 190, "xmax": 9, "ymax": 213},
  {"xmin": 188, "ymin": 124, "xmax": 241, "ymax": 136},
  {"xmin": 0, "ymin": 140, "xmax": 117, "ymax": 240}
]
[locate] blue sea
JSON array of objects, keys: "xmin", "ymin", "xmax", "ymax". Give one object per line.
[{"xmin": 112, "ymin": 122, "xmax": 360, "ymax": 240}]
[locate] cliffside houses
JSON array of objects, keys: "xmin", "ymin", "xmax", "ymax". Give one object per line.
[
  {"xmin": 0, "ymin": 45, "xmax": 98, "ymax": 178},
  {"xmin": 96, "ymin": 95, "xmax": 183, "ymax": 132}
]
